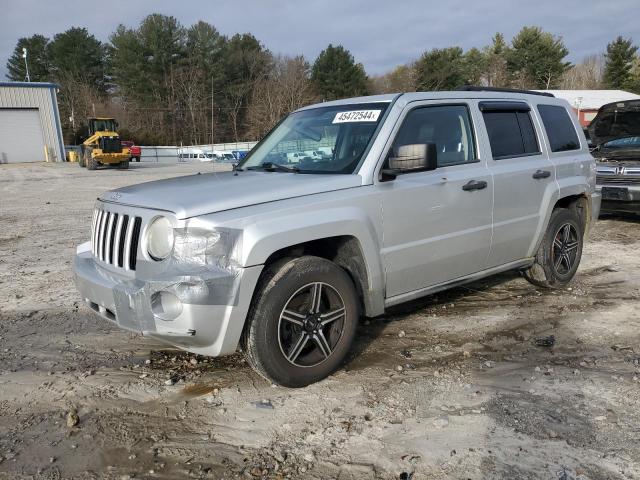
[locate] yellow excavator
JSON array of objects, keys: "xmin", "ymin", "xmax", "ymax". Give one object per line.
[{"xmin": 78, "ymin": 118, "xmax": 130, "ymax": 170}]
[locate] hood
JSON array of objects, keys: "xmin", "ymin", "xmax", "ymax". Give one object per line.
[
  {"xmin": 592, "ymin": 148, "xmax": 640, "ymax": 162},
  {"xmin": 99, "ymin": 171, "xmax": 362, "ymax": 219},
  {"xmin": 588, "ymin": 99, "xmax": 640, "ymax": 146}
]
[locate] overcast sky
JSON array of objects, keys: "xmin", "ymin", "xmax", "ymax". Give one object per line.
[{"xmin": 2, "ymin": 0, "xmax": 639, "ymax": 79}]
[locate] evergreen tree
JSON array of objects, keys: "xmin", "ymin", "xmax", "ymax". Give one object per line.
[
  {"xmin": 414, "ymin": 47, "xmax": 465, "ymax": 91},
  {"xmin": 222, "ymin": 33, "xmax": 270, "ymax": 140},
  {"xmin": 463, "ymin": 48, "xmax": 487, "ymax": 86},
  {"xmin": 6, "ymin": 34, "xmax": 50, "ymax": 82},
  {"xmin": 507, "ymin": 26, "xmax": 570, "ymax": 89},
  {"xmin": 48, "ymin": 27, "xmax": 106, "ymax": 91},
  {"xmin": 483, "ymin": 33, "xmax": 509, "ymax": 87},
  {"xmin": 628, "ymin": 57, "xmax": 640, "ymax": 93},
  {"xmin": 311, "ymin": 44, "xmax": 368, "ymax": 100},
  {"xmin": 603, "ymin": 36, "xmax": 638, "ymax": 89}
]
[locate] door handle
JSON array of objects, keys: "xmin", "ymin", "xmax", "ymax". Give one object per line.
[
  {"xmin": 462, "ymin": 180, "xmax": 488, "ymax": 191},
  {"xmin": 532, "ymin": 169, "xmax": 551, "ymax": 179}
]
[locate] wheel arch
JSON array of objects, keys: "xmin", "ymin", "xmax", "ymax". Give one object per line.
[
  {"xmin": 242, "ymin": 213, "xmax": 385, "ymax": 318},
  {"xmin": 529, "ymin": 187, "xmax": 591, "ymax": 257},
  {"xmin": 552, "ymin": 193, "xmax": 591, "ymax": 234}
]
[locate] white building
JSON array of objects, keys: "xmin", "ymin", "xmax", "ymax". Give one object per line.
[
  {"xmin": 0, "ymin": 82, "xmax": 65, "ymax": 163},
  {"xmin": 536, "ymin": 89, "xmax": 640, "ymax": 126}
]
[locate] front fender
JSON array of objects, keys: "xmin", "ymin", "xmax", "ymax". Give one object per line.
[{"xmin": 241, "ymin": 206, "xmax": 385, "ymax": 316}]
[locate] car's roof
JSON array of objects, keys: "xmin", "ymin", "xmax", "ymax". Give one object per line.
[{"xmin": 297, "ymin": 91, "xmax": 568, "ymax": 112}]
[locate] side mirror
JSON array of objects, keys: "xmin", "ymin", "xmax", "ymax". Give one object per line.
[
  {"xmin": 380, "ymin": 143, "xmax": 437, "ymax": 182},
  {"xmin": 379, "ymin": 169, "xmax": 397, "ymax": 182},
  {"xmin": 388, "ymin": 143, "xmax": 437, "ymax": 172}
]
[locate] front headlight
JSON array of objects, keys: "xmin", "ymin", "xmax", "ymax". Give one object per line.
[
  {"xmin": 146, "ymin": 216, "xmax": 174, "ymax": 260},
  {"xmin": 172, "ymin": 226, "xmax": 241, "ymax": 269}
]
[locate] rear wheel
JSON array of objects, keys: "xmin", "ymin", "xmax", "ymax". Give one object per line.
[
  {"xmin": 242, "ymin": 256, "xmax": 359, "ymax": 387},
  {"xmin": 135, "ymin": 156, "xmax": 140, "ymax": 162},
  {"xmin": 523, "ymin": 208, "xmax": 583, "ymax": 288}
]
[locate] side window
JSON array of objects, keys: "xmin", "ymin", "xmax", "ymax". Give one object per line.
[
  {"xmin": 389, "ymin": 104, "xmax": 477, "ymax": 172},
  {"xmin": 537, "ymin": 104, "xmax": 580, "ymax": 152},
  {"xmin": 482, "ymin": 108, "xmax": 540, "ymax": 159}
]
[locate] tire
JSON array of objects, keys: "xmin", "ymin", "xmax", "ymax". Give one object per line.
[
  {"xmin": 78, "ymin": 151, "xmax": 86, "ymax": 168},
  {"xmin": 242, "ymin": 256, "xmax": 359, "ymax": 387},
  {"xmin": 118, "ymin": 160, "xmax": 129, "ymax": 169},
  {"xmin": 135, "ymin": 156, "xmax": 140, "ymax": 162},
  {"xmin": 85, "ymin": 148, "xmax": 98, "ymax": 170},
  {"xmin": 523, "ymin": 208, "xmax": 584, "ymax": 288}
]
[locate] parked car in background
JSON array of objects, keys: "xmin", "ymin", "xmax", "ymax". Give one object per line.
[
  {"xmin": 74, "ymin": 88, "xmax": 600, "ymax": 387},
  {"xmin": 590, "ymin": 99, "xmax": 640, "ymax": 214},
  {"xmin": 121, "ymin": 141, "xmax": 142, "ymax": 162}
]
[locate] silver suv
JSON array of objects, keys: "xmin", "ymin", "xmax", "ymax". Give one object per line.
[{"xmin": 74, "ymin": 88, "xmax": 601, "ymax": 387}]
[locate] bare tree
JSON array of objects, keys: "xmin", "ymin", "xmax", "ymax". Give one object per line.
[
  {"xmin": 560, "ymin": 54, "xmax": 605, "ymax": 89},
  {"xmin": 245, "ymin": 55, "xmax": 318, "ymax": 139},
  {"xmin": 175, "ymin": 62, "xmax": 208, "ymax": 144},
  {"xmin": 55, "ymin": 70, "xmax": 107, "ymax": 142},
  {"xmin": 369, "ymin": 64, "xmax": 417, "ymax": 94}
]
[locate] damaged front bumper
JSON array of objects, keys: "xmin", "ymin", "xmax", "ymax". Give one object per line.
[
  {"xmin": 74, "ymin": 242, "xmax": 263, "ymax": 356},
  {"xmin": 596, "ymin": 184, "xmax": 640, "ymax": 214}
]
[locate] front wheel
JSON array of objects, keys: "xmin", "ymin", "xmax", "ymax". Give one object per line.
[
  {"xmin": 523, "ymin": 208, "xmax": 584, "ymax": 288},
  {"xmin": 242, "ymin": 256, "xmax": 359, "ymax": 387},
  {"xmin": 118, "ymin": 160, "xmax": 129, "ymax": 169},
  {"xmin": 85, "ymin": 148, "xmax": 98, "ymax": 170}
]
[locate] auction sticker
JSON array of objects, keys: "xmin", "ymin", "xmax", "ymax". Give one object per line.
[{"xmin": 333, "ymin": 110, "xmax": 381, "ymax": 123}]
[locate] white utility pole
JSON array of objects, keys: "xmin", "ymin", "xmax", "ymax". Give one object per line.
[{"xmin": 22, "ymin": 48, "xmax": 31, "ymax": 82}]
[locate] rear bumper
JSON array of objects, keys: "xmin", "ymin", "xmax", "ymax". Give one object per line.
[{"xmin": 73, "ymin": 242, "xmax": 263, "ymax": 356}]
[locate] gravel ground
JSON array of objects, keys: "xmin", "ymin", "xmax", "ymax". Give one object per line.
[{"xmin": 1, "ymin": 161, "xmax": 639, "ymax": 480}]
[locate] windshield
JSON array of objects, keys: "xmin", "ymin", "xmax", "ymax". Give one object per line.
[
  {"xmin": 602, "ymin": 136, "xmax": 640, "ymax": 149},
  {"xmin": 238, "ymin": 103, "xmax": 389, "ymax": 174},
  {"xmin": 90, "ymin": 119, "xmax": 117, "ymax": 133}
]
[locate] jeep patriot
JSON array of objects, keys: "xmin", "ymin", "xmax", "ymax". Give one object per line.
[{"xmin": 74, "ymin": 88, "xmax": 601, "ymax": 387}]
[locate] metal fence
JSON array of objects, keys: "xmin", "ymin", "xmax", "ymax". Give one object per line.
[
  {"xmin": 141, "ymin": 142, "xmax": 258, "ymax": 163},
  {"xmin": 64, "ymin": 141, "xmax": 259, "ymax": 163}
]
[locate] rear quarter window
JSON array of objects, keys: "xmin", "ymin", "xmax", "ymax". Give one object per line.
[{"xmin": 537, "ymin": 104, "xmax": 580, "ymax": 152}]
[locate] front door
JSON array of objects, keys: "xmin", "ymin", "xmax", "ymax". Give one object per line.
[{"xmin": 379, "ymin": 102, "xmax": 494, "ymax": 300}]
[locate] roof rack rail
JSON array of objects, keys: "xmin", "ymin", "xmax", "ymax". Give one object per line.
[{"xmin": 456, "ymin": 86, "xmax": 555, "ymax": 98}]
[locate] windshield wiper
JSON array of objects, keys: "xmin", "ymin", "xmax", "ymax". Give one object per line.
[{"xmin": 247, "ymin": 162, "xmax": 299, "ymax": 173}]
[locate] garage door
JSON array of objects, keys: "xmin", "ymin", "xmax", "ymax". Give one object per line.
[{"xmin": 0, "ymin": 108, "xmax": 46, "ymax": 163}]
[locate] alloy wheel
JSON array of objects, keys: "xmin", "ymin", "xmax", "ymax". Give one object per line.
[
  {"xmin": 551, "ymin": 223, "xmax": 579, "ymax": 275},
  {"xmin": 278, "ymin": 282, "xmax": 346, "ymax": 367}
]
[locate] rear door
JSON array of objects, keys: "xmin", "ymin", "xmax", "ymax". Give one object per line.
[
  {"xmin": 481, "ymin": 101, "xmax": 558, "ymax": 267},
  {"xmin": 379, "ymin": 101, "xmax": 494, "ymax": 299},
  {"xmin": 536, "ymin": 103, "xmax": 591, "ymax": 204}
]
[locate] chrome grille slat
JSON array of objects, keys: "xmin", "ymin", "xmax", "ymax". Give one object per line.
[
  {"xmin": 92, "ymin": 210, "xmax": 101, "ymax": 256},
  {"xmin": 97, "ymin": 211, "xmax": 108, "ymax": 261},
  {"xmin": 104, "ymin": 213, "xmax": 115, "ymax": 263},
  {"xmin": 90, "ymin": 209, "xmax": 98, "ymax": 256},
  {"xmin": 113, "ymin": 215, "xmax": 125, "ymax": 268},
  {"xmin": 91, "ymin": 206, "xmax": 142, "ymax": 271},
  {"xmin": 124, "ymin": 215, "xmax": 136, "ymax": 271},
  {"xmin": 597, "ymin": 176, "xmax": 640, "ymax": 185}
]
